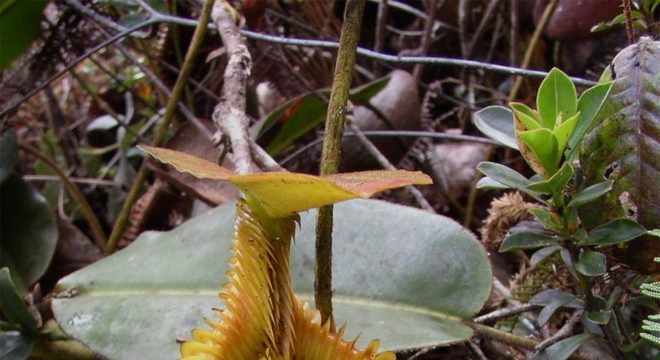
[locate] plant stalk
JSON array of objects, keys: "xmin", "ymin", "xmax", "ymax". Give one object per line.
[
  {"xmin": 105, "ymin": 0, "xmax": 214, "ymax": 253},
  {"xmin": 19, "ymin": 144, "xmax": 108, "ymax": 252},
  {"xmin": 315, "ymin": 0, "xmax": 365, "ymax": 329}
]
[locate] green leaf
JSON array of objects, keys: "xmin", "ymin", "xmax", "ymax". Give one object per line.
[
  {"xmin": 527, "ymin": 162, "xmax": 573, "ymax": 195},
  {"xmin": 583, "ymin": 218, "xmax": 647, "ymax": 246},
  {"xmin": 476, "ymin": 162, "xmax": 529, "ymax": 189},
  {"xmin": 586, "ymin": 310, "xmax": 611, "ymax": 325},
  {"xmin": 575, "ymin": 251, "xmax": 607, "ymax": 276},
  {"xmin": 566, "ymin": 180, "xmax": 613, "ymax": 209},
  {"xmin": 510, "ymin": 102, "xmax": 542, "ymax": 130},
  {"xmin": 532, "ymin": 333, "xmax": 592, "ymax": 360},
  {"xmin": 0, "ymin": 129, "xmax": 17, "ymax": 184},
  {"xmin": 0, "ymin": 0, "xmax": 47, "ymax": 69},
  {"xmin": 500, "ymin": 232, "xmax": 558, "ymax": 252},
  {"xmin": 52, "ymin": 199, "xmax": 492, "ymax": 357},
  {"xmin": 648, "ymin": 229, "xmax": 660, "ymax": 238},
  {"xmin": 531, "ymin": 290, "xmax": 579, "ymax": 327},
  {"xmin": 0, "ymin": 175, "xmax": 57, "ymax": 294},
  {"xmin": 472, "ymin": 106, "xmax": 519, "ymax": 149},
  {"xmin": 530, "ymin": 246, "xmax": 561, "ymax": 267},
  {"xmin": 517, "ymin": 128, "xmax": 559, "ymax": 176},
  {"xmin": 566, "ymin": 82, "xmax": 612, "ymax": 160},
  {"xmin": 0, "ymin": 331, "xmax": 33, "ymax": 360},
  {"xmin": 257, "ymin": 76, "xmax": 390, "ymax": 156},
  {"xmin": 536, "ymin": 68, "xmax": 578, "ymax": 129},
  {"xmin": 552, "ymin": 112, "xmax": 579, "ymax": 155},
  {"xmin": 475, "ymin": 176, "xmax": 510, "ymax": 190},
  {"xmin": 0, "ymin": 268, "xmax": 37, "ymax": 334}
]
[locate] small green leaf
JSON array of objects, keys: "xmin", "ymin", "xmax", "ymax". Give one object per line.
[
  {"xmin": 476, "ymin": 162, "xmax": 542, "ymax": 200},
  {"xmin": 0, "ymin": 129, "xmax": 17, "ymax": 184},
  {"xmin": 0, "ymin": 0, "xmax": 47, "ymax": 69},
  {"xmin": 648, "ymin": 229, "xmax": 660, "ymax": 238},
  {"xmin": 586, "ymin": 310, "xmax": 611, "ymax": 325},
  {"xmin": 0, "ymin": 268, "xmax": 37, "ymax": 334},
  {"xmin": 536, "ymin": 68, "xmax": 578, "ymax": 129},
  {"xmin": 527, "ymin": 162, "xmax": 573, "ymax": 194},
  {"xmin": 0, "ymin": 331, "xmax": 33, "ymax": 360},
  {"xmin": 552, "ymin": 112, "xmax": 579, "ymax": 155},
  {"xmin": 529, "ymin": 208, "xmax": 562, "ymax": 232},
  {"xmin": 575, "ymin": 251, "xmax": 606, "ymax": 276},
  {"xmin": 517, "ymin": 128, "xmax": 559, "ymax": 176},
  {"xmin": 566, "ymin": 180, "xmax": 613, "ymax": 209},
  {"xmin": 530, "ymin": 290, "xmax": 580, "ymax": 326},
  {"xmin": 257, "ymin": 76, "xmax": 391, "ymax": 155},
  {"xmin": 532, "ymin": 333, "xmax": 592, "ymax": 360},
  {"xmin": 566, "ymin": 82, "xmax": 612, "ymax": 160},
  {"xmin": 499, "ymin": 232, "xmax": 558, "ymax": 252},
  {"xmin": 475, "ymin": 176, "xmax": 510, "ymax": 190},
  {"xmin": 530, "ymin": 246, "xmax": 561, "ymax": 267},
  {"xmin": 472, "ymin": 106, "xmax": 519, "ymax": 149},
  {"xmin": 510, "ymin": 102, "xmax": 542, "ymax": 130},
  {"xmin": 583, "ymin": 218, "xmax": 647, "ymax": 246}
]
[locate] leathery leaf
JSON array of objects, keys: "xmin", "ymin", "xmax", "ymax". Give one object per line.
[{"xmin": 52, "ymin": 199, "xmax": 491, "ymax": 358}]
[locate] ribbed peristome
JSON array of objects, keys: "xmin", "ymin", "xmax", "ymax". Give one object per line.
[{"xmin": 180, "ymin": 200, "xmax": 393, "ymax": 360}]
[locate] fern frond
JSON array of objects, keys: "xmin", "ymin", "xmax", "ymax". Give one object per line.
[{"xmin": 640, "ymin": 257, "xmax": 660, "ymax": 348}]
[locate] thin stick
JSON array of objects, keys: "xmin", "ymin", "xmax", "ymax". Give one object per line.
[
  {"xmin": 535, "ymin": 310, "xmax": 584, "ymax": 350},
  {"xmin": 19, "ymin": 144, "xmax": 108, "ymax": 251},
  {"xmin": 315, "ymin": 0, "xmax": 366, "ymax": 329},
  {"xmin": 413, "ymin": 0, "xmax": 439, "ymax": 82},
  {"xmin": 621, "ymin": 0, "xmax": 635, "ymax": 44},
  {"xmin": 373, "ymin": 0, "xmax": 389, "ymax": 76},
  {"xmin": 210, "ymin": 1, "xmax": 255, "ymax": 174},
  {"xmin": 474, "ymin": 303, "xmax": 539, "ymax": 323},
  {"xmin": 106, "ymin": 0, "xmax": 214, "ymax": 253}
]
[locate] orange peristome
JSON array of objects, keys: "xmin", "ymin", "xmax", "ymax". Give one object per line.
[
  {"xmin": 179, "ymin": 201, "xmax": 394, "ymax": 360},
  {"xmin": 140, "ymin": 145, "xmax": 432, "ymax": 218},
  {"xmin": 140, "ymin": 145, "xmax": 419, "ymax": 358}
]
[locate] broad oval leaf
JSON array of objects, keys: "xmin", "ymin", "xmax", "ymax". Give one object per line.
[
  {"xmin": 582, "ymin": 218, "xmax": 647, "ymax": 246},
  {"xmin": 0, "ymin": 175, "xmax": 57, "ymax": 293},
  {"xmin": 472, "ymin": 106, "xmax": 519, "ymax": 149},
  {"xmin": 52, "ymin": 199, "xmax": 492, "ymax": 358},
  {"xmin": 579, "ymin": 38, "xmax": 659, "ymax": 272},
  {"xmin": 499, "ymin": 232, "xmax": 558, "ymax": 252},
  {"xmin": 530, "ymin": 246, "xmax": 561, "ymax": 267},
  {"xmin": 575, "ymin": 251, "xmax": 606, "ymax": 276},
  {"xmin": 536, "ymin": 68, "xmax": 577, "ymax": 129},
  {"xmin": 140, "ymin": 145, "xmax": 432, "ymax": 218}
]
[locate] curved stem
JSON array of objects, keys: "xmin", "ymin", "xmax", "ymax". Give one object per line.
[
  {"xmin": 19, "ymin": 144, "xmax": 108, "ymax": 252},
  {"xmin": 106, "ymin": 0, "xmax": 214, "ymax": 253}
]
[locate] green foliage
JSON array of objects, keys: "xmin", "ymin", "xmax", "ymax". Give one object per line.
[
  {"xmin": 640, "ymin": 256, "xmax": 660, "ymax": 347},
  {"xmin": 0, "ymin": 174, "xmax": 57, "ymax": 294},
  {"xmin": 474, "ymin": 42, "xmax": 658, "ymax": 358},
  {"xmin": 52, "ymin": 199, "xmax": 492, "ymax": 357},
  {"xmin": 256, "ymin": 76, "xmax": 390, "ymax": 156},
  {"xmin": 0, "ymin": 129, "xmax": 17, "ymax": 183},
  {"xmin": 0, "ymin": 0, "xmax": 48, "ymax": 69}
]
